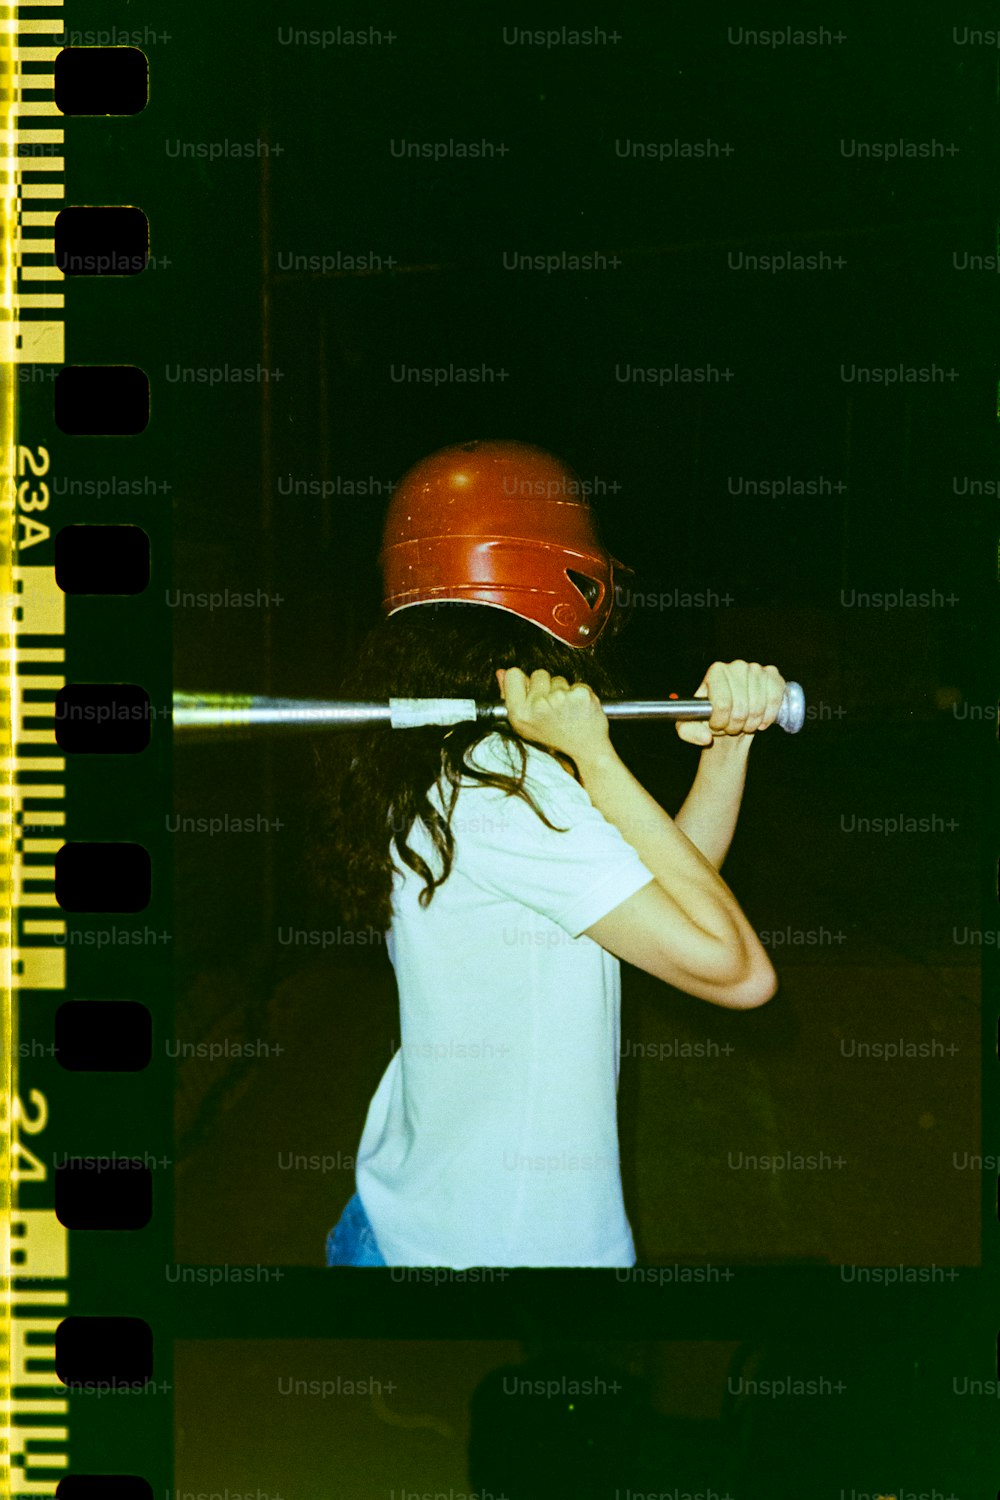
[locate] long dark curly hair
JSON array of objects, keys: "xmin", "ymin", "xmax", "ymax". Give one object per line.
[{"xmin": 313, "ymin": 603, "xmax": 627, "ymax": 932}]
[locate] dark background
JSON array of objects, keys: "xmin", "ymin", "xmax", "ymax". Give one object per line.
[
  {"xmin": 147, "ymin": 10, "xmax": 996, "ymax": 1266},
  {"xmin": 174, "ymin": 1331, "xmax": 988, "ymax": 1499}
]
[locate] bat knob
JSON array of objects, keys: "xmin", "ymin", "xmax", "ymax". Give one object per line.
[{"xmin": 776, "ymin": 680, "xmax": 806, "ymax": 734}]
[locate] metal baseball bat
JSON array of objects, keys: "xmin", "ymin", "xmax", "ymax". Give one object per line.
[{"xmin": 173, "ymin": 681, "xmax": 806, "ymax": 733}]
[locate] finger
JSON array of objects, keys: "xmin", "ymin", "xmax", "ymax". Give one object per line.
[
  {"xmin": 677, "ymin": 720, "xmax": 714, "ymax": 746},
  {"xmin": 495, "ymin": 668, "xmax": 507, "ymax": 695},
  {"xmin": 502, "ymin": 666, "xmax": 530, "ymax": 714},
  {"xmin": 704, "ymin": 663, "xmax": 732, "ymax": 731},
  {"xmin": 760, "ymin": 664, "xmax": 786, "ymax": 729},
  {"xmin": 742, "ymin": 662, "xmax": 767, "ymax": 734},
  {"xmin": 688, "ymin": 675, "xmax": 713, "ymax": 741},
  {"xmin": 524, "ymin": 669, "xmax": 554, "ymax": 702},
  {"xmin": 548, "ymin": 675, "xmax": 571, "ymax": 693},
  {"xmin": 724, "ymin": 659, "xmax": 750, "ymax": 734}
]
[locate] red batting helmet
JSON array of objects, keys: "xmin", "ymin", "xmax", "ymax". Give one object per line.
[{"xmin": 380, "ymin": 439, "xmax": 627, "ymax": 647}]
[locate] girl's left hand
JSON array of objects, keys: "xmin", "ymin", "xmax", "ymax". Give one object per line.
[{"xmin": 676, "ymin": 660, "xmax": 787, "ymax": 747}]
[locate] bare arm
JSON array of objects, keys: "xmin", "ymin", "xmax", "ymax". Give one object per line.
[
  {"xmin": 673, "ymin": 734, "xmax": 751, "ymax": 870},
  {"xmin": 497, "ymin": 666, "xmax": 777, "ymax": 1009},
  {"xmin": 574, "ymin": 740, "xmax": 776, "ymax": 1008},
  {"xmin": 673, "ymin": 660, "xmax": 786, "ymax": 869}
]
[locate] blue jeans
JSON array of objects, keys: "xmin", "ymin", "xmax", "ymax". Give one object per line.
[{"xmin": 325, "ymin": 1191, "xmax": 387, "ymax": 1267}]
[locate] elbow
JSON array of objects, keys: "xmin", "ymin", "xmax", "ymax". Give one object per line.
[
  {"xmin": 723, "ymin": 949, "xmax": 778, "ymax": 1010},
  {"xmin": 683, "ymin": 936, "xmax": 779, "ymax": 1008},
  {"xmin": 652, "ymin": 926, "xmax": 778, "ymax": 1008},
  {"xmin": 699, "ymin": 930, "xmax": 776, "ymax": 1010}
]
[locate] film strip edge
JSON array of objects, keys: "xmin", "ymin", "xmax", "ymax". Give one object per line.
[{"xmin": 4, "ymin": 1, "xmax": 68, "ymax": 1496}]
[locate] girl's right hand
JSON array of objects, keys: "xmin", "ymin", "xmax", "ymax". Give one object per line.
[{"xmin": 496, "ymin": 667, "xmax": 613, "ymax": 766}]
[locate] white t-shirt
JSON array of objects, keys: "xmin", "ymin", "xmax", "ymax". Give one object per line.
[{"xmin": 354, "ymin": 731, "xmax": 655, "ymax": 1267}]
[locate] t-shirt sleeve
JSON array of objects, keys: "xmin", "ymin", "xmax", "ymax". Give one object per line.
[{"xmin": 455, "ymin": 737, "xmax": 656, "ymax": 939}]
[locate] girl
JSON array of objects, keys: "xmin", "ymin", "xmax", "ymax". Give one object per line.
[{"xmin": 320, "ymin": 439, "xmax": 784, "ymax": 1268}]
